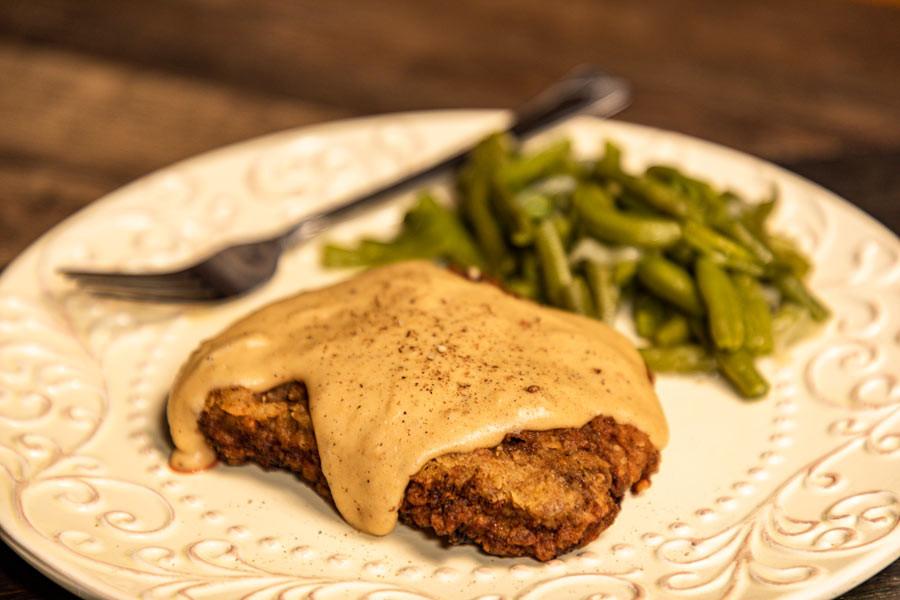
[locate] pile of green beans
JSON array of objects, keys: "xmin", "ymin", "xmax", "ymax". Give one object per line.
[{"xmin": 321, "ymin": 134, "xmax": 829, "ymax": 399}]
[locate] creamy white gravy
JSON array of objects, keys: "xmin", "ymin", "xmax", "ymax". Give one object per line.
[{"xmin": 168, "ymin": 261, "xmax": 668, "ymax": 535}]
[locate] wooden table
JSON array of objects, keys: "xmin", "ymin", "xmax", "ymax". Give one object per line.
[{"xmin": 0, "ymin": 1, "xmax": 897, "ymax": 598}]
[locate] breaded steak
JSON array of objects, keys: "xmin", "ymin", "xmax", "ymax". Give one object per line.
[{"xmin": 197, "ymin": 381, "xmax": 660, "ymax": 561}]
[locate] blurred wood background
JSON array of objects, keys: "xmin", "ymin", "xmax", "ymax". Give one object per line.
[{"xmin": 0, "ymin": 0, "xmax": 898, "ymax": 598}]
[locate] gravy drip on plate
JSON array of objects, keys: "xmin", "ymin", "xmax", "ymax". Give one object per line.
[{"xmin": 168, "ymin": 261, "xmax": 668, "ymax": 535}]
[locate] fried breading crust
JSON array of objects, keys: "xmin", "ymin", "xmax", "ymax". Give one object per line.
[{"xmin": 197, "ymin": 382, "xmax": 660, "ymax": 561}]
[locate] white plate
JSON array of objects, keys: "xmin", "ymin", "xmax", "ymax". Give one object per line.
[{"xmin": 1, "ymin": 112, "xmax": 898, "ymax": 600}]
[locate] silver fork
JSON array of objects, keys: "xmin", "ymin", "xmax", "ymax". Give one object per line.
[{"xmin": 61, "ymin": 67, "xmax": 631, "ymax": 302}]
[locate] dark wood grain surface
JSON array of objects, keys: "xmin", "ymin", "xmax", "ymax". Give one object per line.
[{"xmin": 0, "ymin": 1, "xmax": 898, "ymax": 598}]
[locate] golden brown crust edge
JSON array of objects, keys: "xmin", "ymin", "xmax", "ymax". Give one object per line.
[{"xmin": 196, "ymin": 382, "xmax": 660, "ymax": 561}]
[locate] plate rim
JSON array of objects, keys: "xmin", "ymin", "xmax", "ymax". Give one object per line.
[{"xmin": 0, "ymin": 110, "xmax": 898, "ymax": 600}]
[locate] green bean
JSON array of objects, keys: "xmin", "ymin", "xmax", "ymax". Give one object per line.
[
  {"xmin": 741, "ymin": 195, "xmax": 777, "ymax": 236},
  {"xmin": 321, "ymin": 243, "xmax": 369, "ymax": 267},
  {"xmin": 646, "ymin": 165, "xmax": 697, "ymax": 186},
  {"xmin": 705, "ymin": 251, "xmax": 766, "ymax": 277},
  {"xmin": 578, "ymin": 204, "xmax": 683, "ymax": 249},
  {"xmin": 615, "ymin": 191, "xmax": 661, "ymax": 216},
  {"xmin": 514, "ymin": 190, "xmax": 554, "ymax": 221},
  {"xmin": 524, "ymin": 172, "xmax": 576, "ymax": 196},
  {"xmin": 666, "ymin": 241, "xmax": 697, "ymax": 268},
  {"xmin": 515, "ymin": 251, "xmax": 542, "ymax": 302},
  {"xmin": 650, "ymin": 166, "xmax": 719, "ymax": 205},
  {"xmin": 567, "ymin": 239, "xmax": 641, "ymax": 269},
  {"xmin": 640, "ymin": 345, "xmax": 717, "ymax": 373},
  {"xmin": 654, "ymin": 313, "xmax": 692, "ymax": 347},
  {"xmin": 595, "ymin": 161, "xmax": 691, "ymax": 219},
  {"xmin": 716, "ymin": 349, "xmax": 769, "ymax": 399},
  {"xmin": 733, "ymin": 273, "xmax": 774, "ymax": 355},
  {"xmin": 458, "ymin": 171, "xmax": 515, "ymax": 275},
  {"xmin": 573, "ymin": 182, "xmax": 615, "ymax": 211},
  {"xmin": 505, "ymin": 278, "xmax": 538, "ymax": 300},
  {"xmin": 404, "ymin": 194, "xmax": 487, "ymax": 268},
  {"xmin": 695, "ymin": 256, "xmax": 745, "ymax": 351},
  {"xmin": 703, "ymin": 195, "xmax": 732, "ymax": 228},
  {"xmin": 466, "ymin": 136, "xmax": 535, "ymax": 247},
  {"xmin": 585, "ymin": 261, "xmax": 618, "ymax": 323},
  {"xmin": 633, "ymin": 292, "xmax": 665, "ymax": 338},
  {"xmin": 492, "ymin": 183, "xmax": 535, "ymax": 247},
  {"xmin": 322, "ymin": 193, "xmax": 485, "ymax": 269},
  {"xmin": 645, "ymin": 165, "xmax": 715, "ymax": 221},
  {"xmin": 623, "ymin": 175, "xmax": 691, "ymax": 219},
  {"xmin": 613, "ymin": 260, "xmax": 638, "ymax": 286},
  {"xmin": 575, "ymin": 181, "xmax": 682, "ymax": 248},
  {"xmin": 602, "ymin": 179, "xmax": 624, "ymax": 199},
  {"xmin": 551, "ymin": 211, "xmax": 574, "ymax": 248},
  {"xmin": 469, "ymin": 132, "xmax": 513, "ymax": 172},
  {"xmin": 716, "ymin": 220, "xmax": 775, "ymax": 265},
  {"xmin": 329, "ymin": 237, "xmax": 426, "ymax": 266},
  {"xmin": 688, "ymin": 316, "xmax": 712, "ymax": 348},
  {"xmin": 535, "ymin": 219, "xmax": 573, "ymax": 306},
  {"xmin": 637, "ymin": 255, "xmax": 705, "ymax": 317},
  {"xmin": 563, "ymin": 275, "xmax": 595, "ymax": 316},
  {"xmin": 321, "ymin": 235, "xmax": 425, "ymax": 267},
  {"xmin": 358, "ymin": 239, "xmax": 422, "ymax": 262},
  {"xmin": 767, "ymin": 235, "xmax": 811, "ymax": 279},
  {"xmin": 500, "ymin": 139, "xmax": 572, "ymax": 190},
  {"xmin": 683, "ymin": 221, "xmax": 758, "ymax": 264},
  {"xmin": 597, "ymin": 140, "xmax": 623, "ymax": 173},
  {"xmin": 773, "ymin": 272, "xmax": 829, "ymax": 322}
]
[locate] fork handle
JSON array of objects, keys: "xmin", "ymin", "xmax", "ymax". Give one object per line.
[{"xmin": 287, "ymin": 66, "xmax": 630, "ymax": 242}]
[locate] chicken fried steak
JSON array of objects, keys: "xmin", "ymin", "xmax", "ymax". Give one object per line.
[{"xmin": 198, "ymin": 381, "xmax": 660, "ymax": 561}]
